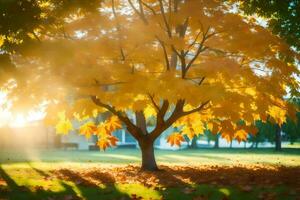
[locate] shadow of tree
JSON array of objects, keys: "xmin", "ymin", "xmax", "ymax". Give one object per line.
[
  {"xmin": 0, "ymin": 166, "xmax": 130, "ymax": 200},
  {"xmin": 1, "ymin": 164, "xmax": 299, "ymax": 200},
  {"xmin": 53, "ymin": 165, "xmax": 300, "ymax": 188},
  {"xmin": 27, "ymin": 162, "xmax": 50, "ymax": 178},
  {"xmin": 0, "ymin": 166, "xmax": 82, "ymax": 200},
  {"xmin": 85, "ymin": 171, "xmax": 116, "ymax": 184}
]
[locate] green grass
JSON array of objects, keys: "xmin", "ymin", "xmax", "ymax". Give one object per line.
[
  {"xmin": 1, "ymin": 148, "xmax": 300, "ymax": 166},
  {"xmin": 0, "ymin": 148, "xmax": 299, "ymax": 200}
]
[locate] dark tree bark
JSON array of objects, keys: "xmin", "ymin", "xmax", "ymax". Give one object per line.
[
  {"xmin": 138, "ymin": 138, "xmax": 158, "ymax": 171},
  {"xmin": 135, "ymin": 111, "xmax": 148, "ymax": 135},
  {"xmin": 275, "ymin": 124, "xmax": 282, "ymax": 151},
  {"xmin": 135, "ymin": 112, "xmax": 158, "ymax": 171}
]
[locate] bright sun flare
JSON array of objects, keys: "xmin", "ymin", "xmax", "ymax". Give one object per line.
[{"xmin": 0, "ymin": 91, "xmax": 45, "ymax": 128}]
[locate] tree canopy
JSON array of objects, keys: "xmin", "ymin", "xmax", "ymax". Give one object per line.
[{"xmin": 0, "ymin": 0, "xmax": 299, "ymax": 170}]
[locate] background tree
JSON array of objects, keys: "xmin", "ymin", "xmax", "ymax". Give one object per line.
[
  {"xmin": 282, "ymin": 98, "xmax": 300, "ymax": 144},
  {"xmin": 238, "ymin": 0, "xmax": 300, "ymax": 51},
  {"xmin": 251, "ymin": 120, "xmax": 276, "ymax": 148},
  {"xmin": 204, "ymin": 129, "xmax": 220, "ymax": 148},
  {"xmin": 282, "ymin": 116, "xmax": 300, "ymax": 145},
  {"xmin": 0, "ymin": 0, "xmax": 299, "ymax": 171}
]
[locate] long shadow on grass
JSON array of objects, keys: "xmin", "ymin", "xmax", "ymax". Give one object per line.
[
  {"xmin": 0, "ymin": 166, "xmax": 130, "ymax": 200},
  {"xmin": 0, "ymin": 166, "xmax": 81, "ymax": 200},
  {"xmin": 27, "ymin": 162, "xmax": 50, "ymax": 178},
  {"xmin": 46, "ymin": 168, "xmax": 131, "ymax": 200}
]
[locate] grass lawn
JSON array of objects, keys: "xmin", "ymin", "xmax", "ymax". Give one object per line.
[{"xmin": 0, "ymin": 148, "xmax": 300, "ymax": 200}]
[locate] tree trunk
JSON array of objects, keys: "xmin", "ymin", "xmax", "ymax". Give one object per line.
[
  {"xmin": 189, "ymin": 136, "xmax": 197, "ymax": 149},
  {"xmin": 139, "ymin": 139, "xmax": 158, "ymax": 171},
  {"xmin": 275, "ymin": 125, "xmax": 282, "ymax": 151},
  {"xmin": 214, "ymin": 134, "xmax": 219, "ymax": 148}
]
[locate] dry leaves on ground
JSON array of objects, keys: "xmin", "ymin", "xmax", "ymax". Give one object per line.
[{"xmin": 52, "ymin": 164, "xmax": 300, "ymax": 189}]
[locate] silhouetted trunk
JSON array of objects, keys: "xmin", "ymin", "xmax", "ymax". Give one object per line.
[
  {"xmin": 275, "ymin": 125, "xmax": 282, "ymax": 151},
  {"xmin": 214, "ymin": 134, "xmax": 219, "ymax": 148},
  {"xmin": 255, "ymin": 141, "xmax": 258, "ymax": 148},
  {"xmin": 139, "ymin": 139, "xmax": 158, "ymax": 171},
  {"xmin": 189, "ymin": 137, "xmax": 197, "ymax": 149},
  {"xmin": 230, "ymin": 141, "xmax": 233, "ymax": 148}
]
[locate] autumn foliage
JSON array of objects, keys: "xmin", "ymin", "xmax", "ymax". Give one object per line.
[{"xmin": 0, "ymin": 0, "xmax": 299, "ymax": 169}]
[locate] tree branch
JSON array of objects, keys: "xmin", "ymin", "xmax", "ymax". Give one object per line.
[
  {"xmin": 140, "ymin": 0, "xmax": 157, "ymax": 15},
  {"xmin": 112, "ymin": 0, "xmax": 126, "ymax": 61},
  {"xmin": 128, "ymin": 0, "xmax": 148, "ymax": 24},
  {"xmin": 156, "ymin": 36, "xmax": 171, "ymax": 70},
  {"xmin": 182, "ymin": 100, "xmax": 210, "ymax": 115},
  {"xmin": 158, "ymin": 0, "xmax": 172, "ymax": 38},
  {"xmin": 147, "ymin": 93, "xmax": 160, "ymax": 112},
  {"xmin": 149, "ymin": 99, "xmax": 183, "ymax": 140},
  {"xmin": 184, "ymin": 30, "xmax": 202, "ymax": 57},
  {"xmin": 183, "ymin": 29, "xmax": 218, "ymax": 78},
  {"xmin": 90, "ymin": 96, "xmax": 143, "ymax": 140},
  {"xmin": 149, "ymin": 99, "xmax": 210, "ymax": 140}
]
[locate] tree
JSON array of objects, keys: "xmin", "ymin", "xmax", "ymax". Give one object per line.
[
  {"xmin": 1, "ymin": 0, "xmax": 299, "ymax": 171},
  {"xmin": 204, "ymin": 129, "xmax": 219, "ymax": 148},
  {"xmin": 282, "ymin": 98, "xmax": 300, "ymax": 145},
  {"xmin": 238, "ymin": 0, "xmax": 300, "ymax": 51},
  {"xmin": 251, "ymin": 120, "xmax": 276, "ymax": 148}
]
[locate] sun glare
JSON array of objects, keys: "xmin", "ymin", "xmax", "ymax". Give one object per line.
[
  {"xmin": 11, "ymin": 114, "xmax": 27, "ymax": 128},
  {"xmin": 1, "ymin": 90, "xmax": 46, "ymax": 128},
  {"xmin": 0, "ymin": 90, "xmax": 7, "ymax": 104}
]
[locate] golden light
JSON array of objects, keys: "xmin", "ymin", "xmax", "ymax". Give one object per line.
[
  {"xmin": 10, "ymin": 114, "xmax": 27, "ymax": 128},
  {"xmin": 1, "ymin": 90, "xmax": 46, "ymax": 128}
]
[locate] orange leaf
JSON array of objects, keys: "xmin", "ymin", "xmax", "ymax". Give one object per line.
[
  {"xmin": 79, "ymin": 122, "xmax": 97, "ymax": 139},
  {"xmin": 97, "ymin": 139, "xmax": 110, "ymax": 151},
  {"xmin": 105, "ymin": 116, "xmax": 122, "ymax": 132},
  {"xmin": 97, "ymin": 135, "xmax": 119, "ymax": 150},
  {"xmin": 166, "ymin": 132, "xmax": 185, "ymax": 147}
]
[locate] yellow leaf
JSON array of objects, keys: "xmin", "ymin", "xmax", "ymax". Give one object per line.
[
  {"xmin": 55, "ymin": 119, "xmax": 73, "ymax": 135},
  {"xmin": 105, "ymin": 116, "xmax": 122, "ymax": 132},
  {"xmin": 97, "ymin": 123, "xmax": 110, "ymax": 137},
  {"xmin": 144, "ymin": 105, "xmax": 156, "ymax": 118},
  {"xmin": 234, "ymin": 129, "xmax": 248, "ymax": 142},
  {"xmin": 268, "ymin": 105, "xmax": 286, "ymax": 126},
  {"xmin": 182, "ymin": 126, "xmax": 195, "ymax": 140}
]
